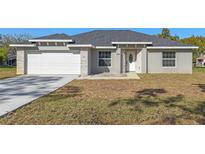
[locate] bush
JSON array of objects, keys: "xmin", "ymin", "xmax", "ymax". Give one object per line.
[{"xmin": 0, "ymin": 46, "xmax": 9, "ymax": 65}]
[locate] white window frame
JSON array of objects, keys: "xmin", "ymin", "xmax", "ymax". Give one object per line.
[
  {"xmin": 162, "ymin": 52, "xmax": 177, "ymax": 68},
  {"xmin": 97, "ymin": 51, "xmax": 112, "ymax": 67}
]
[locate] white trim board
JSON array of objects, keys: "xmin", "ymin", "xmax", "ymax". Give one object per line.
[
  {"xmin": 95, "ymin": 46, "xmax": 116, "ymax": 49},
  {"xmin": 9, "ymin": 44, "xmax": 36, "ymax": 47},
  {"xmin": 112, "ymin": 42, "xmax": 152, "ymax": 45},
  {"xmin": 147, "ymin": 46, "xmax": 198, "ymax": 49},
  {"xmin": 67, "ymin": 44, "xmax": 95, "ymax": 48}
]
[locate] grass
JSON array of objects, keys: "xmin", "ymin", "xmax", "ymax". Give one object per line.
[
  {"xmin": 0, "ymin": 66, "xmax": 16, "ymax": 79},
  {"xmin": 193, "ymin": 67, "xmax": 205, "ymax": 72},
  {"xmin": 1, "ymin": 68, "xmax": 205, "ymax": 124}
]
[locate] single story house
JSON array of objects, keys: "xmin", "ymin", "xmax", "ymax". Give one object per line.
[
  {"xmin": 10, "ymin": 30, "xmax": 198, "ymax": 75},
  {"xmin": 7, "ymin": 55, "xmax": 16, "ymax": 66}
]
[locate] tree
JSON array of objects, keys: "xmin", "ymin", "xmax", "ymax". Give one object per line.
[
  {"xmin": 181, "ymin": 35, "xmax": 205, "ymax": 63},
  {"xmin": 158, "ymin": 28, "xmax": 171, "ymax": 39},
  {"xmin": 0, "ymin": 46, "xmax": 9, "ymax": 65},
  {"xmin": 171, "ymin": 35, "xmax": 180, "ymax": 41},
  {"xmin": 0, "ymin": 33, "xmax": 32, "ymax": 65},
  {"xmin": 158, "ymin": 29, "xmax": 205, "ymax": 64},
  {"xmin": 158, "ymin": 28, "xmax": 180, "ymax": 41},
  {"xmin": 2, "ymin": 33, "xmax": 32, "ymax": 45}
]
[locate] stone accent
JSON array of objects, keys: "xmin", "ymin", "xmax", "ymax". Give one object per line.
[
  {"xmin": 16, "ymin": 50, "xmax": 25, "ymax": 74},
  {"xmin": 80, "ymin": 48, "xmax": 90, "ymax": 76}
]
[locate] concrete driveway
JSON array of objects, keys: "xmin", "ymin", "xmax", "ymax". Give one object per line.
[{"xmin": 0, "ymin": 75, "xmax": 78, "ymax": 116}]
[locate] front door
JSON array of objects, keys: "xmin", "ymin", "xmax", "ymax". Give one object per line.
[{"xmin": 127, "ymin": 52, "xmax": 136, "ymax": 72}]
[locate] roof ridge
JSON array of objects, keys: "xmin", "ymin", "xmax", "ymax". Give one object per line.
[
  {"xmin": 34, "ymin": 33, "xmax": 70, "ymax": 39},
  {"xmin": 71, "ymin": 29, "xmax": 139, "ymax": 37}
]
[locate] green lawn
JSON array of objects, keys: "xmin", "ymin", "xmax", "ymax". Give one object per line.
[
  {"xmin": 0, "ymin": 68, "xmax": 205, "ymax": 125},
  {"xmin": 0, "ymin": 66, "xmax": 16, "ymax": 79},
  {"xmin": 193, "ymin": 67, "xmax": 205, "ymax": 72}
]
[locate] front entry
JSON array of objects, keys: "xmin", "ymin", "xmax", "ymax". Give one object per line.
[{"xmin": 127, "ymin": 51, "xmax": 136, "ymax": 72}]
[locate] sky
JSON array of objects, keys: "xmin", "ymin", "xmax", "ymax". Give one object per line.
[{"xmin": 0, "ymin": 28, "xmax": 205, "ymax": 38}]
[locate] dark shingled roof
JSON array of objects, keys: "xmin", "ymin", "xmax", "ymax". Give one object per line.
[
  {"xmin": 71, "ymin": 30, "xmax": 192, "ymax": 46},
  {"xmin": 29, "ymin": 30, "xmax": 193, "ymax": 47},
  {"xmin": 34, "ymin": 33, "xmax": 71, "ymax": 40}
]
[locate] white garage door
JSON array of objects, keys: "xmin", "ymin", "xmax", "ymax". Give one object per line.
[{"xmin": 27, "ymin": 51, "xmax": 80, "ymax": 74}]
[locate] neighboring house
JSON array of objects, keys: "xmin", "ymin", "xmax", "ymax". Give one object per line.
[
  {"xmin": 7, "ymin": 55, "xmax": 16, "ymax": 66},
  {"xmin": 10, "ymin": 30, "xmax": 198, "ymax": 75},
  {"xmin": 196, "ymin": 56, "xmax": 205, "ymax": 67}
]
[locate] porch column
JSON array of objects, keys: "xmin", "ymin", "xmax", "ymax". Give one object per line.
[
  {"xmin": 114, "ymin": 48, "xmax": 122, "ymax": 74},
  {"xmin": 16, "ymin": 50, "xmax": 25, "ymax": 75},
  {"xmin": 141, "ymin": 48, "xmax": 147, "ymax": 73},
  {"xmin": 121, "ymin": 50, "xmax": 126, "ymax": 73},
  {"xmin": 80, "ymin": 48, "xmax": 91, "ymax": 76}
]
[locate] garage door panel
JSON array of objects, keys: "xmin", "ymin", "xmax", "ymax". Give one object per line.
[{"xmin": 27, "ymin": 51, "xmax": 80, "ymax": 74}]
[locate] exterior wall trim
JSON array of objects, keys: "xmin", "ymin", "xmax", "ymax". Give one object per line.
[
  {"xmin": 95, "ymin": 46, "xmax": 116, "ymax": 49},
  {"xmin": 147, "ymin": 46, "xmax": 198, "ymax": 49},
  {"xmin": 9, "ymin": 44, "xmax": 36, "ymax": 47},
  {"xmin": 112, "ymin": 42, "xmax": 152, "ymax": 45},
  {"xmin": 67, "ymin": 44, "xmax": 94, "ymax": 48}
]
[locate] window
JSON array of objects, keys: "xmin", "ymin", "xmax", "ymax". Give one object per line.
[
  {"xmin": 129, "ymin": 54, "xmax": 133, "ymax": 63},
  {"xmin": 162, "ymin": 52, "xmax": 176, "ymax": 67},
  {"xmin": 98, "ymin": 51, "xmax": 111, "ymax": 67}
]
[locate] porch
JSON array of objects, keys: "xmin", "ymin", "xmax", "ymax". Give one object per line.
[
  {"xmin": 82, "ymin": 44, "xmax": 148, "ymax": 76},
  {"xmin": 121, "ymin": 47, "xmax": 146, "ymax": 74},
  {"xmin": 78, "ymin": 72, "xmax": 140, "ymax": 80}
]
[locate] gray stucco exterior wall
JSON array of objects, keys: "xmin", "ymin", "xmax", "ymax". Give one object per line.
[
  {"xmin": 147, "ymin": 49, "xmax": 192, "ymax": 73},
  {"xmin": 15, "ymin": 47, "xmax": 193, "ymax": 76},
  {"xmin": 91, "ymin": 49, "xmax": 121, "ymax": 74}
]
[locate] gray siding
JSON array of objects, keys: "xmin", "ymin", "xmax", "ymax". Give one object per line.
[
  {"xmin": 91, "ymin": 49, "xmax": 121, "ymax": 74},
  {"xmin": 147, "ymin": 49, "xmax": 192, "ymax": 73}
]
